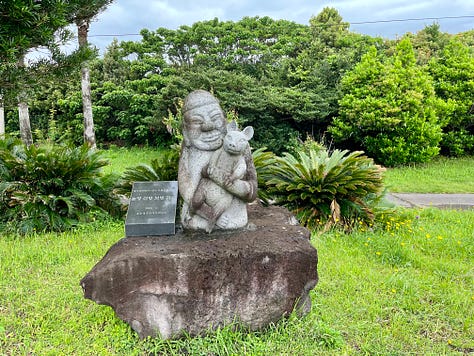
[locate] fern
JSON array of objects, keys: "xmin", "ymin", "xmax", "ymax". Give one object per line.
[{"xmin": 252, "ymin": 147, "xmax": 276, "ymax": 204}]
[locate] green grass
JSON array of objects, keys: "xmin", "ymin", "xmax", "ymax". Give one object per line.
[
  {"xmin": 314, "ymin": 208, "xmax": 474, "ymax": 354},
  {"xmin": 384, "ymin": 156, "xmax": 474, "ymax": 193},
  {"xmin": 100, "ymin": 146, "xmax": 167, "ymax": 175},
  {"xmin": 1, "ymin": 208, "xmax": 473, "ymax": 355},
  {"xmin": 1, "ymin": 151, "xmax": 473, "ymax": 354}
]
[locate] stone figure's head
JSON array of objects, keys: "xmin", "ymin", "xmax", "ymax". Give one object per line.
[
  {"xmin": 223, "ymin": 121, "xmax": 254, "ymax": 156},
  {"xmin": 182, "ymin": 90, "xmax": 226, "ymax": 151}
]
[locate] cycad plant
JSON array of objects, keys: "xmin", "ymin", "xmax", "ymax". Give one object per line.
[
  {"xmin": 252, "ymin": 147, "xmax": 277, "ymax": 204},
  {"xmin": 265, "ymin": 148, "xmax": 385, "ymax": 230},
  {"xmin": 0, "ymin": 139, "xmax": 121, "ymax": 234}
]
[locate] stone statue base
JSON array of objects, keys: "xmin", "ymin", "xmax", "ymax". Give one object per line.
[{"xmin": 80, "ymin": 204, "xmax": 318, "ymax": 340}]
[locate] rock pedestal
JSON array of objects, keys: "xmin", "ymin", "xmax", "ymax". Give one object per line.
[{"xmin": 80, "ymin": 204, "xmax": 318, "ymax": 340}]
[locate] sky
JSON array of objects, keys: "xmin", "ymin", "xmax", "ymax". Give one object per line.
[{"xmin": 80, "ymin": 0, "xmax": 474, "ymax": 54}]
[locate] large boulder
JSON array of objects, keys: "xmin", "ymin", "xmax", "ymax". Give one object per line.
[{"xmin": 80, "ymin": 204, "xmax": 318, "ymax": 339}]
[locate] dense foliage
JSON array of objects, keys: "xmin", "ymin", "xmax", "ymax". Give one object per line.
[
  {"xmin": 0, "ymin": 138, "xmax": 121, "ymax": 234},
  {"xmin": 329, "ymin": 39, "xmax": 442, "ymax": 166},
  {"xmin": 2, "ymin": 7, "xmax": 474, "ymax": 164},
  {"xmin": 0, "ymin": 0, "xmax": 68, "ymax": 64},
  {"xmin": 0, "ymin": 0, "xmax": 98, "ymax": 97},
  {"xmin": 428, "ymin": 40, "xmax": 474, "ymax": 156}
]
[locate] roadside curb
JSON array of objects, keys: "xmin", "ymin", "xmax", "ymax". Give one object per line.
[{"xmin": 386, "ymin": 193, "xmax": 474, "ymax": 210}]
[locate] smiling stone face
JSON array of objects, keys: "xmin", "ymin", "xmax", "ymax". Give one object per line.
[{"xmin": 182, "ymin": 90, "xmax": 226, "ymax": 151}]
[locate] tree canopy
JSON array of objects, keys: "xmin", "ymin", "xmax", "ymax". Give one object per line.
[
  {"xmin": 330, "ymin": 38, "xmax": 442, "ymax": 166},
  {"xmin": 1, "ymin": 7, "xmax": 473, "ymax": 165},
  {"xmin": 0, "ymin": 0, "xmax": 69, "ymax": 63}
]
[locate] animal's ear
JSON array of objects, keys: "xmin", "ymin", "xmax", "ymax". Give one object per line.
[
  {"xmin": 242, "ymin": 126, "xmax": 254, "ymax": 140},
  {"xmin": 227, "ymin": 121, "xmax": 238, "ymax": 132}
]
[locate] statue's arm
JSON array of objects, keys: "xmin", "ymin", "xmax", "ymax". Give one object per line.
[
  {"xmin": 224, "ymin": 150, "xmax": 257, "ymax": 202},
  {"xmin": 178, "ymin": 147, "xmax": 198, "ymax": 203}
]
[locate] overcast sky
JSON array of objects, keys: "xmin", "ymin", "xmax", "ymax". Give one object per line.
[{"xmin": 84, "ymin": 0, "xmax": 474, "ymax": 53}]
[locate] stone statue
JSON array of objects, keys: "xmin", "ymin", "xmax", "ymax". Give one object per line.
[
  {"xmin": 82, "ymin": 90, "xmax": 319, "ymax": 340},
  {"xmin": 178, "ymin": 90, "xmax": 257, "ymax": 232}
]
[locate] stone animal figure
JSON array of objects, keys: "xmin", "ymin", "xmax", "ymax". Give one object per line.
[{"xmin": 190, "ymin": 122, "xmax": 254, "ymax": 233}]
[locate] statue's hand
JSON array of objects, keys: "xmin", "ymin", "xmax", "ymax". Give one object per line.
[
  {"xmin": 223, "ymin": 174, "xmax": 235, "ymax": 187},
  {"xmin": 207, "ymin": 165, "xmax": 218, "ymax": 180},
  {"xmin": 224, "ymin": 179, "xmax": 252, "ymax": 200}
]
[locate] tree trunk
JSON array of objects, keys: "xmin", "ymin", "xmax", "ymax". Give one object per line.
[
  {"xmin": 0, "ymin": 95, "xmax": 5, "ymax": 137},
  {"xmin": 78, "ymin": 19, "xmax": 96, "ymax": 148},
  {"xmin": 81, "ymin": 64, "xmax": 96, "ymax": 148},
  {"xmin": 18, "ymin": 101, "xmax": 32, "ymax": 146},
  {"xmin": 17, "ymin": 54, "xmax": 33, "ymax": 146}
]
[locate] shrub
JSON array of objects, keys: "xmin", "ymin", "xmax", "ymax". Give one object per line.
[
  {"xmin": 441, "ymin": 129, "xmax": 474, "ymax": 157},
  {"xmin": 428, "ymin": 40, "xmax": 474, "ymax": 156},
  {"xmin": 287, "ymin": 135, "xmax": 327, "ymax": 156},
  {"xmin": 329, "ymin": 39, "xmax": 442, "ymax": 166},
  {"xmin": 265, "ymin": 148, "xmax": 385, "ymax": 230},
  {"xmin": 0, "ymin": 139, "xmax": 121, "ymax": 234}
]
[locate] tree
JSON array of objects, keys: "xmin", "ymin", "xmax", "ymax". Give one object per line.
[
  {"xmin": 330, "ymin": 38, "xmax": 442, "ymax": 166},
  {"xmin": 309, "ymin": 7, "xmax": 350, "ymax": 50},
  {"xmin": 132, "ymin": 16, "xmax": 309, "ymax": 76},
  {"xmin": 0, "ymin": 0, "xmax": 70, "ymax": 145},
  {"xmin": 457, "ymin": 30, "xmax": 474, "ymax": 50},
  {"xmin": 1, "ymin": 0, "xmax": 100, "ymax": 146},
  {"xmin": 115, "ymin": 17, "xmax": 315, "ymax": 152},
  {"xmin": 428, "ymin": 39, "xmax": 474, "ymax": 155},
  {"xmin": 101, "ymin": 39, "xmax": 131, "ymax": 84},
  {"xmin": 67, "ymin": 0, "xmax": 114, "ymax": 148},
  {"xmin": 408, "ymin": 23, "xmax": 450, "ymax": 65},
  {"xmin": 16, "ymin": 54, "xmax": 33, "ymax": 146},
  {"xmin": 0, "ymin": 0, "xmax": 69, "ymax": 64},
  {"xmin": 282, "ymin": 7, "xmax": 383, "ymax": 135}
]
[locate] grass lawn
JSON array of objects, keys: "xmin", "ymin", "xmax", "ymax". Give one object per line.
[
  {"xmin": 101, "ymin": 147, "xmax": 474, "ymax": 194},
  {"xmin": 384, "ymin": 156, "xmax": 474, "ymax": 193},
  {"xmin": 1, "ymin": 208, "xmax": 472, "ymax": 355},
  {"xmin": 101, "ymin": 146, "xmax": 167, "ymax": 175}
]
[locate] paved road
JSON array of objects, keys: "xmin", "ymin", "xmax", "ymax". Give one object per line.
[{"xmin": 386, "ymin": 193, "xmax": 474, "ymax": 210}]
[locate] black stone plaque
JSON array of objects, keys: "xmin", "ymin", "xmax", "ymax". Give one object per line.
[{"xmin": 125, "ymin": 181, "xmax": 178, "ymax": 237}]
